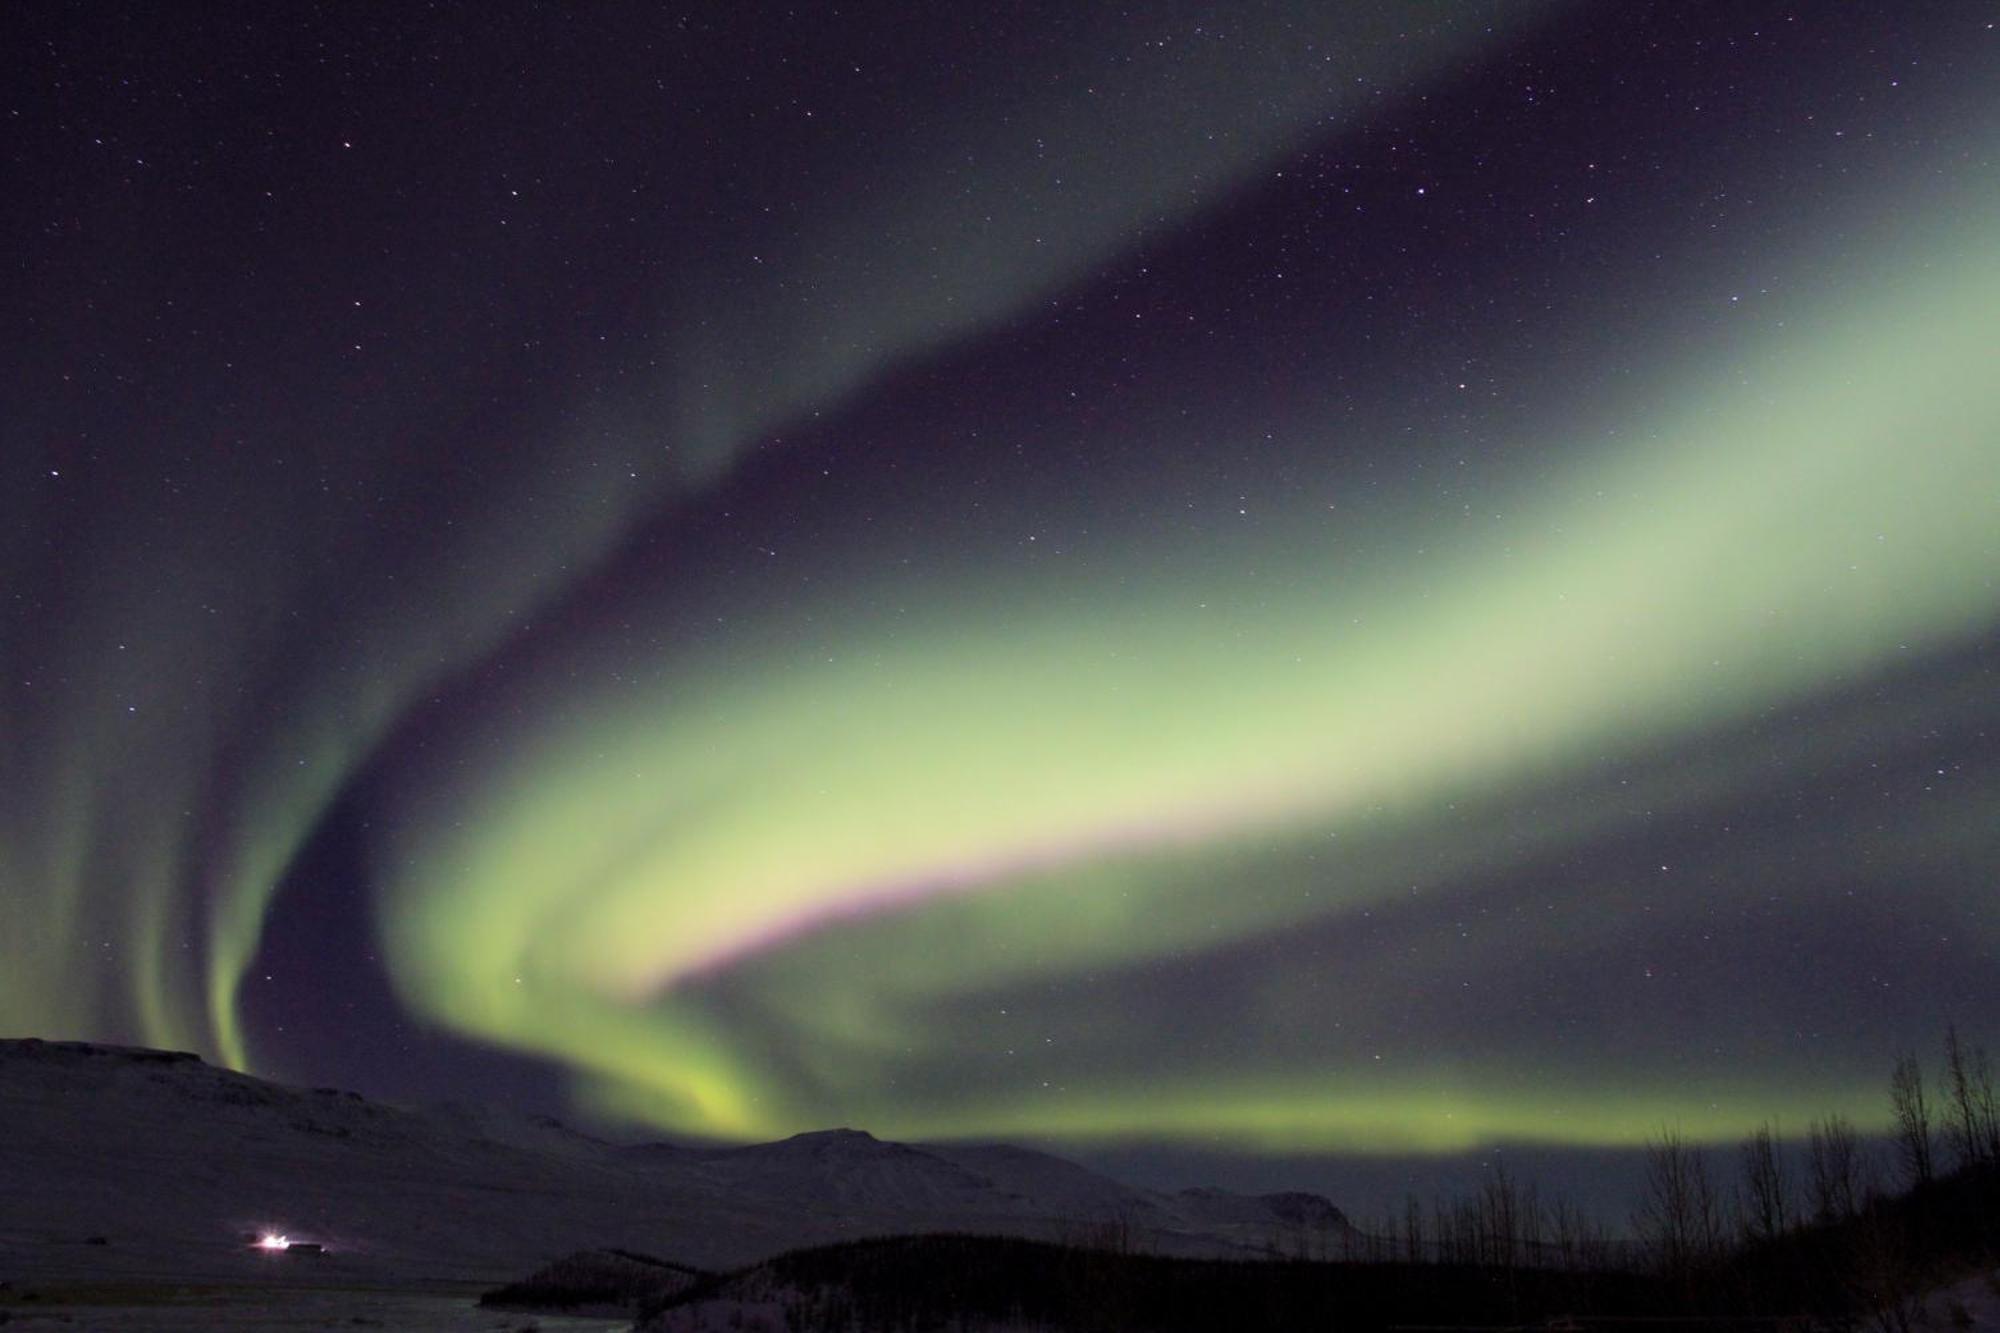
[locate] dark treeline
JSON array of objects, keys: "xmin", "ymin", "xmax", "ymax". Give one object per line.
[
  {"xmin": 637, "ymin": 1232, "xmax": 1682, "ymax": 1332},
  {"xmin": 628, "ymin": 1025, "xmax": 1999, "ymax": 1330},
  {"xmin": 1312, "ymin": 1156, "xmax": 1629, "ymax": 1273},
  {"xmin": 1636, "ymin": 1023, "xmax": 2000, "ymax": 1326},
  {"xmin": 1300, "ymin": 1026, "xmax": 2000, "ymax": 1325},
  {"xmin": 479, "ymin": 1246, "xmax": 706, "ymax": 1312}
]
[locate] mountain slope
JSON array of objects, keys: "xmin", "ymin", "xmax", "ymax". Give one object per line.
[{"xmin": 0, "ymin": 1039, "xmax": 1347, "ymax": 1285}]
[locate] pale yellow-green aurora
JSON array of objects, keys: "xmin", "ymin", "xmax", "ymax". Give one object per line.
[
  {"xmin": 0, "ymin": 1, "xmax": 1563, "ymax": 1074},
  {"xmin": 376, "ymin": 177, "xmax": 2000, "ymax": 1151},
  {"xmin": 5, "ymin": 3, "xmax": 1997, "ymax": 1170}
]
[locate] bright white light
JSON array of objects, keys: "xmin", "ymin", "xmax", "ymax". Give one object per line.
[{"xmin": 255, "ymin": 1232, "xmax": 289, "ymax": 1251}]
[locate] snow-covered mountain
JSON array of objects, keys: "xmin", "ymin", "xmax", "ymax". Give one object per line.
[{"xmin": 0, "ymin": 1039, "xmax": 1348, "ymax": 1286}]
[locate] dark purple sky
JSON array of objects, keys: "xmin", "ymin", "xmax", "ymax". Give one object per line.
[{"xmin": 5, "ymin": 1, "xmax": 1996, "ymax": 1222}]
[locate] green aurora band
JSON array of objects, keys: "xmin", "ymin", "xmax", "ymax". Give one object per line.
[
  {"xmin": 376, "ymin": 174, "xmax": 2000, "ymax": 1152},
  {"xmin": 5, "ymin": 6, "xmax": 1997, "ymax": 1163},
  {"xmin": 0, "ymin": 5, "xmax": 1557, "ymax": 1071}
]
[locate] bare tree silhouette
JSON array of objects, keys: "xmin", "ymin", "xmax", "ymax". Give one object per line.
[
  {"xmin": 1941, "ymin": 1024, "xmax": 1999, "ymax": 1169},
  {"xmin": 1889, "ymin": 1053, "xmax": 1936, "ymax": 1188},
  {"xmin": 1808, "ymin": 1113, "xmax": 1862, "ymax": 1224},
  {"xmin": 1738, "ymin": 1119, "xmax": 1790, "ymax": 1244},
  {"xmin": 1634, "ymin": 1125, "xmax": 1724, "ymax": 1300}
]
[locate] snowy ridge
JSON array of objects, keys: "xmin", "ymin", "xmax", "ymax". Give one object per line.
[{"xmin": 0, "ymin": 1039, "xmax": 1348, "ymax": 1286}]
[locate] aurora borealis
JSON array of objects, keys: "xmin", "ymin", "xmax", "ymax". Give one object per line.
[{"xmin": 5, "ymin": 0, "xmax": 1997, "ymax": 1204}]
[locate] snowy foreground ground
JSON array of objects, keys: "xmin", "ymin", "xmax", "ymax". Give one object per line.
[
  {"xmin": 4, "ymin": 1258, "xmax": 1997, "ymax": 1332},
  {"xmin": 0, "ymin": 1280, "xmax": 624, "ymax": 1331},
  {"xmin": 1922, "ymin": 1267, "xmax": 2000, "ymax": 1330}
]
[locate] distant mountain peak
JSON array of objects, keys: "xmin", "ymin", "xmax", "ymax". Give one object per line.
[
  {"xmin": 1, "ymin": 1036, "xmax": 205, "ymax": 1066},
  {"xmin": 0, "ymin": 1037, "xmax": 1354, "ymax": 1277},
  {"xmin": 784, "ymin": 1127, "xmax": 878, "ymax": 1143}
]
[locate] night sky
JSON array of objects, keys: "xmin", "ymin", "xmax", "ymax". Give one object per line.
[{"xmin": 5, "ymin": 2, "xmax": 1998, "ymax": 1217}]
